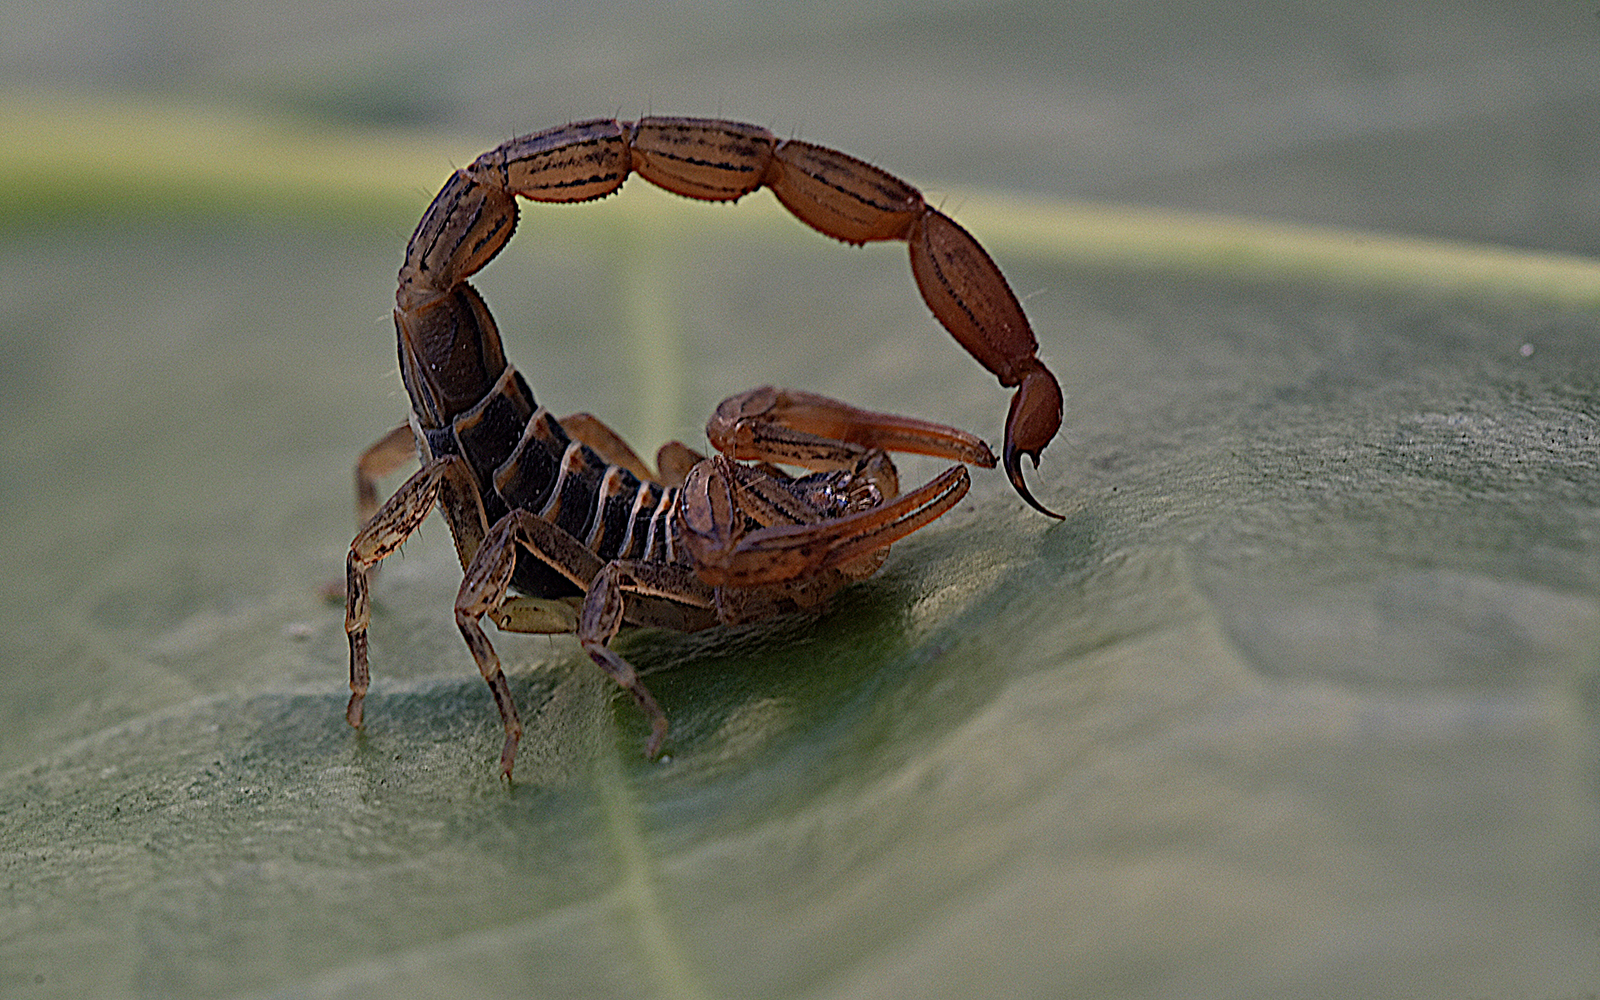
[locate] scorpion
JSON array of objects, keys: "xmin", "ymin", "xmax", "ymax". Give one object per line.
[{"xmin": 343, "ymin": 117, "xmax": 1064, "ymax": 778}]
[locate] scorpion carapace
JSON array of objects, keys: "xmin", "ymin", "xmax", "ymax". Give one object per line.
[{"xmin": 344, "ymin": 117, "xmax": 1065, "ymax": 777}]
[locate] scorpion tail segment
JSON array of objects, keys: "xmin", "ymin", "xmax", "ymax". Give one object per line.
[
  {"xmin": 908, "ymin": 208, "xmax": 1038, "ymax": 383},
  {"xmin": 1003, "ymin": 366, "xmax": 1066, "ymax": 519},
  {"xmin": 628, "ymin": 118, "xmax": 777, "ymax": 202},
  {"xmin": 471, "ymin": 119, "xmax": 632, "ymax": 204},
  {"xmin": 768, "ymin": 140, "xmax": 925, "ymax": 244},
  {"xmin": 395, "ymin": 285, "xmax": 509, "ymax": 427},
  {"xmin": 397, "ymin": 172, "xmax": 518, "ymax": 312},
  {"xmin": 908, "ymin": 209, "xmax": 1065, "ymax": 515}
]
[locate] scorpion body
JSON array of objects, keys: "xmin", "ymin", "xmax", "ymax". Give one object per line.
[{"xmin": 344, "ymin": 117, "xmax": 1064, "ymax": 777}]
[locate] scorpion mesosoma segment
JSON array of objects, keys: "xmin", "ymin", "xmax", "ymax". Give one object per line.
[{"xmin": 344, "ymin": 117, "xmax": 1064, "ymax": 777}]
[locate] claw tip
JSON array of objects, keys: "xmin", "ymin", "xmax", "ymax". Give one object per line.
[
  {"xmin": 500, "ymin": 738, "xmax": 519, "ymax": 782},
  {"xmin": 644, "ymin": 720, "xmax": 668, "ymax": 759}
]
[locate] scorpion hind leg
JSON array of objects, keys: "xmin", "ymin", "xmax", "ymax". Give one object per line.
[
  {"xmin": 556, "ymin": 410, "xmax": 704, "ymax": 489},
  {"xmin": 654, "ymin": 441, "xmax": 706, "ymax": 489},
  {"xmin": 456, "ymin": 511, "xmax": 711, "ymax": 766},
  {"xmin": 559, "ymin": 413, "xmax": 659, "ymax": 483}
]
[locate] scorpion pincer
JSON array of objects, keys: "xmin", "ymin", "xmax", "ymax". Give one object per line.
[{"xmin": 343, "ymin": 117, "xmax": 1064, "ymax": 777}]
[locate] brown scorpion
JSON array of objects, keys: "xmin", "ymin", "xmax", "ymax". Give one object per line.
[{"xmin": 343, "ymin": 118, "xmax": 1064, "ymax": 777}]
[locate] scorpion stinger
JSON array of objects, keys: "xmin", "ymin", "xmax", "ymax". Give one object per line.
[{"xmin": 343, "ymin": 117, "xmax": 1066, "ymax": 778}]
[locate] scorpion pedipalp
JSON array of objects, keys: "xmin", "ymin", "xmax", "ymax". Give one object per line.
[{"xmin": 705, "ymin": 386, "xmax": 997, "ymax": 471}]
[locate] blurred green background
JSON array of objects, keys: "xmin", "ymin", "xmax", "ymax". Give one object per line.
[{"xmin": 1, "ymin": 2, "xmax": 1597, "ymax": 999}]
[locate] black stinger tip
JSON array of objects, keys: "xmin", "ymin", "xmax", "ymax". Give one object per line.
[{"xmin": 1004, "ymin": 444, "xmax": 1066, "ymax": 520}]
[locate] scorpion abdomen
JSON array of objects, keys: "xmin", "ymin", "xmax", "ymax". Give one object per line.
[{"xmin": 418, "ymin": 362, "xmax": 685, "ymax": 599}]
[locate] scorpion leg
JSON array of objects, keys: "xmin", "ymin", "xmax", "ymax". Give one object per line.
[
  {"xmin": 654, "ymin": 441, "xmax": 706, "ymax": 489},
  {"xmin": 453, "ymin": 510, "xmax": 624, "ymax": 777},
  {"xmin": 354, "ymin": 423, "xmax": 418, "ymax": 527},
  {"xmin": 453, "ymin": 513, "xmax": 541, "ymax": 779},
  {"xmin": 554, "ymin": 411, "xmax": 708, "ymax": 492},
  {"xmin": 320, "ymin": 423, "xmax": 419, "ymax": 604},
  {"xmin": 554, "ymin": 413, "xmax": 706, "ymax": 489},
  {"xmin": 559, "ymin": 413, "xmax": 659, "ymax": 484},
  {"xmin": 345, "ymin": 454, "xmax": 481, "ymax": 730},
  {"xmin": 576, "ymin": 559, "xmax": 719, "ymax": 758},
  {"xmin": 455, "ymin": 509, "xmax": 716, "ymax": 774}
]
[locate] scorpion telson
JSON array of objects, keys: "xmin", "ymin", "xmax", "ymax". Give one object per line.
[{"xmin": 344, "ymin": 117, "xmax": 1065, "ymax": 777}]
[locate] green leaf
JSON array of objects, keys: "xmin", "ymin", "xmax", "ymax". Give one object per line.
[{"xmin": 1, "ymin": 91, "xmax": 1595, "ymax": 1000}]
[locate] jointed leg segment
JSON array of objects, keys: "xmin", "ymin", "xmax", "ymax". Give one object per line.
[
  {"xmin": 345, "ymin": 453, "xmax": 482, "ymax": 729},
  {"xmin": 451, "ymin": 508, "xmax": 719, "ymax": 774},
  {"xmin": 354, "ymin": 423, "xmax": 419, "ymax": 526}
]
